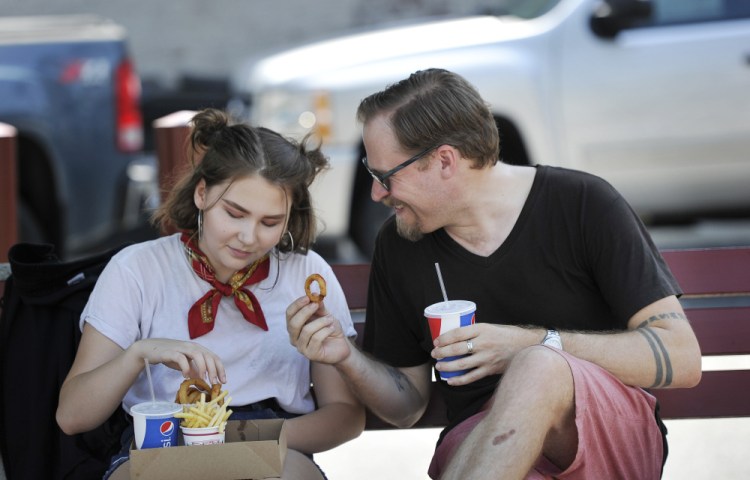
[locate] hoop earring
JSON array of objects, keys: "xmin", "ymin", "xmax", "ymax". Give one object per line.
[
  {"xmin": 197, "ymin": 209, "xmax": 204, "ymax": 240},
  {"xmin": 285, "ymin": 231, "xmax": 295, "ymax": 252}
]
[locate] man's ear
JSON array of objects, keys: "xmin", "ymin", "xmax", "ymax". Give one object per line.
[
  {"xmin": 194, "ymin": 179, "xmax": 207, "ymax": 209},
  {"xmin": 437, "ymin": 145, "xmax": 460, "ymax": 179}
]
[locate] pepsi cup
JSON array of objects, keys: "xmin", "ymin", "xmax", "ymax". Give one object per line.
[
  {"xmin": 425, "ymin": 300, "xmax": 476, "ymax": 380},
  {"xmin": 131, "ymin": 401, "xmax": 182, "ymax": 449}
]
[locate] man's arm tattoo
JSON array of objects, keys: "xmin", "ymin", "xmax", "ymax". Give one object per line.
[
  {"xmin": 386, "ymin": 366, "xmax": 408, "ymax": 392},
  {"xmin": 636, "ymin": 312, "xmax": 686, "ymax": 387}
]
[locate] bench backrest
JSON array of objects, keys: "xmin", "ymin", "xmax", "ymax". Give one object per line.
[
  {"xmin": 1, "ymin": 247, "xmax": 747, "ymax": 427},
  {"xmin": 652, "ymin": 248, "xmax": 750, "ymax": 418},
  {"xmin": 332, "ymin": 246, "xmax": 750, "ymax": 428}
]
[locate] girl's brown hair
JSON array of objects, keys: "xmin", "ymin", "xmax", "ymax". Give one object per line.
[{"xmin": 152, "ymin": 108, "xmax": 328, "ymax": 253}]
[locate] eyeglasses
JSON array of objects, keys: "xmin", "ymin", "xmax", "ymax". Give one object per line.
[{"xmin": 361, "ymin": 145, "xmax": 439, "ymax": 192}]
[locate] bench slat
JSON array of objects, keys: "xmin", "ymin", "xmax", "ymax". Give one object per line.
[
  {"xmin": 332, "ymin": 263, "xmax": 370, "ymax": 310},
  {"xmin": 367, "ymin": 370, "xmax": 750, "ymax": 428},
  {"xmin": 662, "ymin": 247, "xmax": 750, "ymax": 296},
  {"xmin": 687, "ymin": 307, "xmax": 750, "ymax": 356},
  {"xmin": 652, "ymin": 370, "xmax": 750, "ymax": 418}
]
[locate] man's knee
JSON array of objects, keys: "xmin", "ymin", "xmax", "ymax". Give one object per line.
[
  {"xmin": 509, "ymin": 345, "xmax": 572, "ymax": 378},
  {"xmin": 502, "ymin": 346, "xmax": 578, "ymax": 464},
  {"xmin": 501, "ymin": 345, "xmax": 575, "ymax": 409}
]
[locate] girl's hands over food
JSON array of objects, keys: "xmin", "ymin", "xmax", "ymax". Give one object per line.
[{"xmin": 135, "ymin": 338, "xmax": 226, "ymax": 384}]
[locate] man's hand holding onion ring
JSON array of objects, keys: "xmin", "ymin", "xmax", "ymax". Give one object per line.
[{"xmin": 286, "ymin": 293, "xmax": 351, "ymax": 365}]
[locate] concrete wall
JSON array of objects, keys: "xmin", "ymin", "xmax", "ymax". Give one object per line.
[{"xmin": 3, "ymin": 0, "xmax": 505, "ymax": 86}]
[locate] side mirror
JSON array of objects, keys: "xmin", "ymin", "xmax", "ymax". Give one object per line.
[{"xmin": 590, "ymin": 0, "xmax": 653, "ymax": 39}]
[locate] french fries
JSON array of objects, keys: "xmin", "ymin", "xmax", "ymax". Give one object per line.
[{"xmin": 175, "ymin": 383, "xmax": 233, "ymax": 432}]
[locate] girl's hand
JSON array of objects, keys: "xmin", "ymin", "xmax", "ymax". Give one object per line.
[{"xmin": 134, "ymin": 338, "xmax": 227, "ymax": 384}]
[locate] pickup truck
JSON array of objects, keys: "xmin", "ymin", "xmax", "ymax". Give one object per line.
[
  {"xmin": 230, "ymin": 0, "xmax": 750, "ymax": 259},
  {"xmin": 0, "ymin": 15, "xmax": 156, "ymax": 258}
]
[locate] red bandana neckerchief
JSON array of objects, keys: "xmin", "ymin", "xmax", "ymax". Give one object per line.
[{"xmin": 181, "ymin": 232, "xmax": 270, "ymax": 339}]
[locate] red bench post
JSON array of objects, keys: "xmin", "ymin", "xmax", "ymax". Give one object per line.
[
  {"xmin": 152, "ymin": 111, "xmax": 196, "ymax": 234},
  {"xmin": 0, "ymin": 122, "xmax": 18, "ymax": 263},
  {"xmin": 153, "ymin": 110, "xmax": 195, "ymax": 200}
]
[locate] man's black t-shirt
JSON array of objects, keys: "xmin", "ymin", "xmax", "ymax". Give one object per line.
[{"xmin": 362, "ymin": 165, "xmax": 681, "ymax": 439}]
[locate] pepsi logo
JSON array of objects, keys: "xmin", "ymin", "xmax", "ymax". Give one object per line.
[{"xmin": 160, "ymin": 420, "xmax": 175, "ymax": 437}]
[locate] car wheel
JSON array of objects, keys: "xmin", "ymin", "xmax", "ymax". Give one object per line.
[{"xmin": 18, "ymin": 199, "xmax": 46, "ymax": 245}]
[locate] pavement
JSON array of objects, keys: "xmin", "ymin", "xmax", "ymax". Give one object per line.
[
  {"xmin": 316, "ymin": 355, "xmax": 750, "ymax": 478},
  {"xmin": 2, "ymin": 418, "xmax": 745, "ymax": 479},
  {"xmin": 316, "ymin": 417, "xmax": 750, "ymax": 479}
]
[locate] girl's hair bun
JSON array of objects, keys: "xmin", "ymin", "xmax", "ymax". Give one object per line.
[{"xmin": 191, "ymin": 108, "xmax": 231, "ymax": 150}]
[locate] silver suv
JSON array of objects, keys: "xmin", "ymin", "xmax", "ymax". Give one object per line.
[{"xmin": 230, "ymin": 0, "xmax": 750, "ymax": 259}]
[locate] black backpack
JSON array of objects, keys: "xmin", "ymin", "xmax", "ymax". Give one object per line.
[{"xmin": 0, "ymin": 243, "xmax": 130, "ymax": 480}]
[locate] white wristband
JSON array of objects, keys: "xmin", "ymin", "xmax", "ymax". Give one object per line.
[{"xmin": 542, "ymin": 329, "xmax": 563, "ymax": 350}]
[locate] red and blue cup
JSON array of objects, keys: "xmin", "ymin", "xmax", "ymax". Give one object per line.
[{"xmin": 425, "ymin": 300, "xmax": 476, "ymax": 380}]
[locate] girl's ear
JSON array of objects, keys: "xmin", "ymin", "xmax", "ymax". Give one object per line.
[{"xmin": 194, "ymin": 179, "xmax": 207, "ymax": 209}]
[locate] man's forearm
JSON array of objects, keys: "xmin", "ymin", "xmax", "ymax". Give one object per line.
[
  {"xmin": 560, "ymin": 311, "xmax": 701, "ymax": 389},
  {"xmin": 335, "ymin": 346, "xmax": 431, "ymax": 428}
]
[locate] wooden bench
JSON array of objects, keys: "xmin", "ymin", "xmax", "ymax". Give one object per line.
[
  {"xmin": 330, "ymin": 246, "xmax": 750, "ymax": 429},
  {"xmin": 1, "ymin": 246, "xmax": 748, "ymax": 428}
]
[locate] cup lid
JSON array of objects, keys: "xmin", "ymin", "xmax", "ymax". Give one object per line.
[
  {"xmin": 130, "ymin": 401, "xmax": 182, "ymax": 417},
  {"xmin": 424, "ymin": 300, "xmax": 476, "ymax": 316}
]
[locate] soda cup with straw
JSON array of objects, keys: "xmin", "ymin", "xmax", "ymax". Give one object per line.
[
  {"xmin": 425, "ymin": 263, "xmax": 476, "ymax": 380},
  {"xmin": 130, "ymin": 358, "xmax": 181, "ymax": 448}
]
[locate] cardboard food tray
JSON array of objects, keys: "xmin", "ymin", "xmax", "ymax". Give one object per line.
[{"xmin": 129, "ymin": 419, "xmax": 287, "ymax": 480}]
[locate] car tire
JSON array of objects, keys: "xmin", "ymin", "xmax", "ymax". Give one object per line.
[{"xmin": 18, "ymin": 199, "xmax": 46, "ymax": 245}]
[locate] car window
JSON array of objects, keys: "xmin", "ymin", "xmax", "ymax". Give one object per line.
[
  {"xmin": 651, "ymin": 0, "xmax": 750, "ymax": 25},
  {"xmin": 504, "ymin": 0, "xmax": 561, "ymax": 19}
]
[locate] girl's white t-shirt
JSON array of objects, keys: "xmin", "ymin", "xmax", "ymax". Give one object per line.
[{"xmin": 81, "ymin": 233, "xmax": 355, "ymax": 415}]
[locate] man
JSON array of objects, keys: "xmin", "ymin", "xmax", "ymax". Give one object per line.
[{"xmin": 287, "ymin": 68, "xmax": 701, "ymax": 479}]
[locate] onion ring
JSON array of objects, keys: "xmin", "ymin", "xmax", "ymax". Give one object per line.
[
  {"xmin": 177, "ymin": 378, "xmax": 212, "ymax": 404},
  {"xmin": 304, "ymin": 273, "xmax": 327, "ymax": 302},
  {"xmin": 210, "ymin": 383, "xmax": 222, "ymax": 404},
  {"xmin": 186, "ymin": 389, "xmax": 202, "ymax": 404}
]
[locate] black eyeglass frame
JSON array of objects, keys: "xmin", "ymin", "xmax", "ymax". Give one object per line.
[{"xmin": 361, "ymin": 144, "xmax": 440, "ymax": 192}]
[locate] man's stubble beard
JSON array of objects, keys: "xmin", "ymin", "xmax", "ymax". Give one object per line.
[{"xmin": 395, "ymin": 215, "xmax": 424, "ymax": 242}]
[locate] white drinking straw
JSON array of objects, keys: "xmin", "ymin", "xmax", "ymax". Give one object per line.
[
  {"xmin": 434, "ymin": 262, "xmax": 449, "ymax": 303},
  {"xmin": 144, "ymin": 358, "xmax": 156, "ymax": 403}
]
